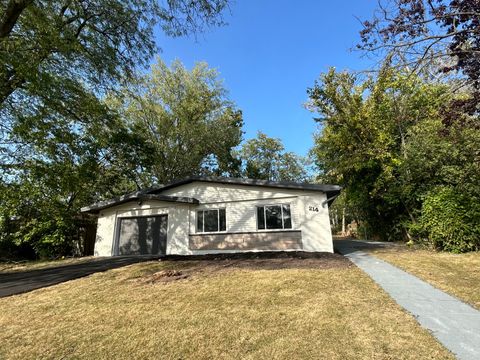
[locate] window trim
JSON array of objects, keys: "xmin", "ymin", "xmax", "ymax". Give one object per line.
[
  {"xmin": 196, "ymin": 208, "xmax": 227, "ymax": 234},
  {"xmin": 256, "ymin": 203, "xmax": 293, "ymax": 231}
]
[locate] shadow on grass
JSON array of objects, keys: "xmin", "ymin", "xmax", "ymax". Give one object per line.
[
  {"xmin": 0, "ymin": 256, "xmax": 160, "ymax": 298},
  {"xmin": 333, "ymin": 238, "xmax": 399, "ymax": 255}
]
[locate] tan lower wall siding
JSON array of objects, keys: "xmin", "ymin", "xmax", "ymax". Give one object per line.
[{"xmin": 189, "ymin": 231, "xmax": 302, "ymax": 251}]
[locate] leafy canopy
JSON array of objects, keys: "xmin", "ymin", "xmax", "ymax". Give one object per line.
[
  {"xmin": 307, "ymin": 64, "xmax": 480, "ymax": 251},
  {"xmin": 0, "ymin": 0, "xmax": 229, "ymax": 171},
  {"xmin": 108, "ymin": 58, "xmax": 244, "ymax": 187},
  {"xmin": 359, "ymin": 0, "xmax": 480, "ymax": 116},
  {"xmin": 240, "ymin": 131, "xmax": 311, "ymax": 182},
  {"xmin": 0, "ymin": 0, "xmax": 231, "ymax": 259}
]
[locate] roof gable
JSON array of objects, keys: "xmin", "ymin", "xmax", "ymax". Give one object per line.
[{"xmin": 81, "ymin": 177, "xmax": 341, "ymax": 214}]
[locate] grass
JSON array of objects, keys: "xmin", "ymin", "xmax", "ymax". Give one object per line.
[
  {"xmin": 0, "ymin": 256, "xmax": 453, "ymax": 360},
  {"xmin": 0, "ymin": 256, "xmax": 96, "ymax": 273},
  {"xmin": 368, "ymin": 245, "xmax": 480, "ymax": 309}
]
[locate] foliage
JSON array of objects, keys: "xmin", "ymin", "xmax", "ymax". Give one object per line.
[
  {"xmin": 0, "ymin": 1, "xmax": 230, "ymax": 259},
  {"xmin": 0, "ymin": 0, "xmax": 228, "ymax": 104},
  {"xmin": 359, "ymin": 0, "xmax": 480, "ymax": 117},
  {"xmin": 413, "ymin": 187, "xmax": 480, "ymax": 252},
  {"xmin": 0, "ymin": 58, "xmax": 243, "ymax": 259},
  {"xmin": 307, "ymin": 64, "xmax": 480, "ymax": 251},
  {"xmin": 328, "ymin": 191, "xmax": 360, "ymax": 236},
  {"xmin": 108, "ymin": 58, "xmax": 244, "ymax": 187},
  {"xmin": 0, "ymin": 133, "xmax": 126, "ymax": 259},
  {"xmin": 239, "ymin": 131, "xmax": 311, "ymax": 182},
  {"xmin": 359, "ymin": 0, "xmax": 480, "ymax": 85},
  {"xmin": 349, "ymin": 1, "xmax": 480, "ymax": 250},
  {"xmin": 0, "ymin": 0, "xmax": 229, "ymax": 170}
]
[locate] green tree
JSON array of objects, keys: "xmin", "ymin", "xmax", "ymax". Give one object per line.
[
  {"xmin": 108, "ymin": 58, "xmax": 243, "ymax": 187},
  {"xmin": 0, "ymin": 0, "xmax": 230, "ymax": 259},
  {"xmin": 307, "ymin": 65, "xmax": 480, "ymax": 251},
  {"xmin": 0, "ymin": 0, "xmax": 228, "ymax": 103},
  {"xmin": 1, "ymin": 0, "xmax": 229, "ymax": 169},
  {"xmin": 0, "ymin": 58, "xmax": 244, "ymax": 259},
  {"xmin": 359, "ymin": 0, "xmax": 480, "ymax": 118},
  {"xmin": 240, "ymin": 131, "xmax": 310, "ymax": 182}
]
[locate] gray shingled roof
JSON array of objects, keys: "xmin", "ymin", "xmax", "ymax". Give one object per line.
[
  {"xmin": 81, "ymin": 176, "xmax": 341, "ymax": 214},
  {"xmin": 146, "ymin": 176, "xmax": 342, "ymax": 195},
  {"xmin": 81, "ymin": 193, "xmax": 199, "ymax": 214}
]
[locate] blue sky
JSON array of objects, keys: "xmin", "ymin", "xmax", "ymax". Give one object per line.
[{"xmin": 154, "ymin": 1, "xmax": 378, "ymax": 156}]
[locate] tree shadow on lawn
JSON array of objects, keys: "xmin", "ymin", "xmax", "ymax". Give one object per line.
[{"xmin": 333, "ymin": 237, "xmax": 401, "ymax": 255}]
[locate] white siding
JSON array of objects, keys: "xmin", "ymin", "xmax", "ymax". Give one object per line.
[
  {"xmin": 94, "ymin": 212, "xmax": 116, "ymax": 256},
  {"xmin": 296, "ymin": 192, "xmax": 333, "ymax": 252},
  {"xmin": 93, "ymin": 182, "xmax": 335, "ymax": 256},
  {"xmin": 162, "ymin": 182, "xmax": 303, "ymax": 203},
  {"xmin": 189, "ymin": 197, "xmax": 299, "ymax": 234},
  {"xmin": 93, "ymin": 201, "xmax": 190, "ymax": 256}
]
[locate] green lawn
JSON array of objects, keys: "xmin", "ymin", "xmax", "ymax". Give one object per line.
[{"xmin": 0, "ymin": 256, "xmax": 453, "ymax": 359}]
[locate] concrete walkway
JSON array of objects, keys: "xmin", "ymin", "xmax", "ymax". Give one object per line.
[
  {"xmin": 0, "ymin": 256, "xmax": 160, "ymax": 298},
  {"xmin": 335, "ymin": 239, "xmax": 480, "ymax": 360}
]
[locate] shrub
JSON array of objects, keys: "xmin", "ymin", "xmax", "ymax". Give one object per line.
[{"xmin": 415, "ymin": 187, "xmax": 480, "ymax": 253}]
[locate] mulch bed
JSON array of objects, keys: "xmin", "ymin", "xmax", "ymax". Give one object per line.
[
  {"xmin": 165, "ymin": 251, "xmax": 352, "ymax": 270},
  {"xmin": 135, "ymin": 252, "xmax": 353, "ymax": 284}
]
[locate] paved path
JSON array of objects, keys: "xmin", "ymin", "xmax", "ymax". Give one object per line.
[
  {"xmin": 335, "ymin": 239, "xmax": 480, "ymax": 360},
  {"xmin": 0, "ymin": 256, "xmax": 160, "ymax": 298}
]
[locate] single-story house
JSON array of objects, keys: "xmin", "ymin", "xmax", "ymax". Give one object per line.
[{"xmin": 81, "ymin": 177, "xmax": 341, "ymax": 256}]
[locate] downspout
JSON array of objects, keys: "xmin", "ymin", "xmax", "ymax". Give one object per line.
[{"xmin": 321, "ymin": 194, "xmax": 340, "ymax": 208}]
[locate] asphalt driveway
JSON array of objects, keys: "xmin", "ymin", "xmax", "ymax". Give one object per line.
[
  {"xmin": 0, "ymin": 256, "xmax": 160, "ymax": 298},
  {"xmin": 334, "ymin": 238, "xmax": 398, "ymax": 254}
]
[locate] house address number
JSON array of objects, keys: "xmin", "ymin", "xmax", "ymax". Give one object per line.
[{"xmin": 308, "ymin": 206, "xmax": 319, "ymax": 212}]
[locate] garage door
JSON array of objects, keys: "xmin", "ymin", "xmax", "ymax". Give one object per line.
[{"xmin": 116, "ymin": 215, "xmax": 168, "ymax": 255}]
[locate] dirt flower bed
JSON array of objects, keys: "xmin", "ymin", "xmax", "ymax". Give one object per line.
[
  {"xmin": 140, "ymin": 269, "xmax": 190, "ymax": 284},
  {"xmin": 165, "ymin": 251, "xmax": 353, "ymax": 270},
  {"xmin": 131, "ymin": 251, "xmax": 353, "ymax": 284}
]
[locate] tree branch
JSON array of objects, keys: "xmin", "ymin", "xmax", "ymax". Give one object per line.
[{"xmin": 0, "ymin": 0, "xmax": 33, "ymax": 38}]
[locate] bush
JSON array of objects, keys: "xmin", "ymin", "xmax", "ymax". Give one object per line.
[
  {"xmin": 414, "ymin": 187, "xmax": 480, "ymax": 253},
  {"xmin": 0, "ymin": 212, "xmax": 81, "ymax": 260}
]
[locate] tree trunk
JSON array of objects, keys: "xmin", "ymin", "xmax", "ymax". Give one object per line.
[
  {"xmin": 0, "ymin": 0, "xmax": 33, "ymax": 38},
  {"xmin": 341, "ymin": 207, "xmax": 346, "ymax": 236}
]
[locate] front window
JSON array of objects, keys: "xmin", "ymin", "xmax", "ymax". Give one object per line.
[
  {"xmin": 257, "ymin": 204, "xmax": 292, "ymax": 230},
  {"xmin": 197, "ymin": 209, "xmax": 226, "ymax": 233}
]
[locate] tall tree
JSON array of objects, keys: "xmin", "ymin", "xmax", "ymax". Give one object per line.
[
  {"xmin": 358, "ymin": 0, "xmax": 480, "ymax": 116},
  {"xmin": 108, "ymin": 58, "xmax": 243, "ymax": 187},
  {"xmin": 0, "ymin": 0, "xmax": 230, "ymax": 259},
  {"xmin": 0, "ymin": 0, "xmax": 229, "ymax": 170},
  {"xmin": 240, "ymin": 131, "xmax": 310, "ymax": 182},
  {"xmin": 307, "ymin": 66, "xmax": 441, "ymax": 238},
  {"xmin": 307, "ymin": 64, "xmax": 479, "ymax": 251},
  {"xmin": 0, "ymin": 0, "xmax": 228, "ymax": 104}
]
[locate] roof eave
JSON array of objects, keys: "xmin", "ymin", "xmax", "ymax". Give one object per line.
[{"xmin": 81, "ymin": 194, "xmax": 199, "ymax": 214}]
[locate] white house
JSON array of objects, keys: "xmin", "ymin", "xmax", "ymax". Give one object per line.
[{"xmin": 81, "ymin": 177, "xmax": 341, "ymax": 256}]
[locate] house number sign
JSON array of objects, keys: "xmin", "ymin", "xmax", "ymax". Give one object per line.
[{"xmin": 308, "ymin": 206, "xmax": 319, "ymax": 212}]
